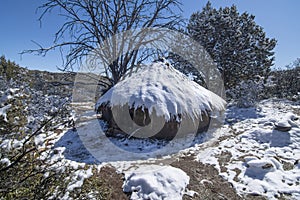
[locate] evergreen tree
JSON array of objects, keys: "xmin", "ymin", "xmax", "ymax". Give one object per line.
[
  {"xmin": 0, "ymin": 55, "xmax": 22, "ymax": 81},
  {"xmin": 187, "ymin": 2, "xmax": 277, "ymax": 89}
]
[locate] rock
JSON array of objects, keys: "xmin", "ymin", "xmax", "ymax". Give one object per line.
[
  {"xmin": 263, "ymin": 121, "xmax": 274, "ymax": 127},
  {"xmin": 286, "ymin": 113, "xmax": 298, "ymax": 121},
  {"xmin": 274, "ymin": 121, "xmax": 292, "ymax": 132},
  {"xmin": 274, "ymin": 112, "xmax": 299, "ymax": 132}
]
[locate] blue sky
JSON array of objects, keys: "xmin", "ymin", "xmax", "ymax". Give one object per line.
[{"xmin": 0, "ymin": 0, "xmax": 299, "ymax": 71}]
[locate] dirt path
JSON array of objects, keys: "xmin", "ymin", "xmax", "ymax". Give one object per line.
[{"xmin": 94, "ymin": 156, "xmax": 267, "ymax": 200}]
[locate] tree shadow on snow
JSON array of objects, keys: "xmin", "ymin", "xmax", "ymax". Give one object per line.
[
  {"xmin": 225, "ymin": 105, "xmax": 264, "ymax": 125},
  {"xmin": 269, "ymin": 130, "xmax": 291, "ymax": 147},
  {"xmin": 243, "ymin": 130, "xmax": 291, "ymax": 181},
  {"xmin": 246, "ymin": 129, "xmax": 291, "ymax": 148},
  {"xmin": 244, "ymin": 164, "xmax": 272, "ymax": 180},
  {"xmin": 53, "ymin": 125, "xmax": 212, "ymax": 164},
  {"xmin": 53, "ymin": 129, "xmax": 100, "ymax": 164}
]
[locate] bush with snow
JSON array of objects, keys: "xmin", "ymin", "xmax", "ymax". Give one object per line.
[
  {"xmin": 0, "ymin": 76, "xmax": 86, "ymax": 199},
  {"xmin": 226, "ymin": 76, "xmax": 265, "ymax": 108}
]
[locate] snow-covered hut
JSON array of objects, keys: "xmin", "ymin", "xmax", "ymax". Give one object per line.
[{"xmin": 96, "ymin": 61, "xmax": 226, "ymax": 140}]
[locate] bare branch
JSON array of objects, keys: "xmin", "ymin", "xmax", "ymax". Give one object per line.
[{"xmin": 23, "ymin": 0, "xmax": 183, "ymax": 85}]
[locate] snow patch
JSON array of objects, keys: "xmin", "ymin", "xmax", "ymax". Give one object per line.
[
  {"xmin": 0, "ymin": 138, "xmax": 24, "ymax": 151},
  {"xmin": 123, "ymin": 165, "xmax": 189, "ymax": 200},
  {"xmin": 67, "ymin": 167, "xmax": 93, "ymax": 191},
  {"xmin": 0, "ymin": 104, "xmax": 11, "ymax": 122},
  {"xmin": 0, "ymin": 158, "xmax": 11, "ymax": 166}
]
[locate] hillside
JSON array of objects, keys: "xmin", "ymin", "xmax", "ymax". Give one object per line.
[{"xmin": 0, "ymin": 56, "xmax": 75, "ymax": 96}]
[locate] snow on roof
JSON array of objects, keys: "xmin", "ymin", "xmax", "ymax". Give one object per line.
[{"xmin": 96, "ymin": 61, "xmax": 226, "ymax": 121}]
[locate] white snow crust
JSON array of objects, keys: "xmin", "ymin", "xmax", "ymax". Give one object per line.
[
  {"xmin": 123, "ymin": 165, "xmax": 189, "ymax": 200},
  {"xmin": 0, "ymin": 104, "xmax": 11, "ymax": 122},
  {"xmin": 96, "ymin": 62, "xmax": 226, "ymax": 121}
]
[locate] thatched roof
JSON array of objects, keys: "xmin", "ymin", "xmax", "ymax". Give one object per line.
[{"xmin": 96, "ymin": 61, "xmax": 226, "ymax": 121}]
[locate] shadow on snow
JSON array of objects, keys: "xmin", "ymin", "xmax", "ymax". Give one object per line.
[{"xmin": 53, "ymin": 123, "xmax": 213, "ymax": 164}]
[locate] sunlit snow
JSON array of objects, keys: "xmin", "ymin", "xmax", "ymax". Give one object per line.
[
  {"xmin": 198, "ymin": 100, "xmax": 300, "ymax": 199},
  {"xmin": 96, "ymin": 61, "xmax": 226, "ymax": 121}
]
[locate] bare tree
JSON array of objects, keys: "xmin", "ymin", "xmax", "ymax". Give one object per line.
[{"xmin": 23, "ymin": 0, "xmax": 183, "ymax": 87}]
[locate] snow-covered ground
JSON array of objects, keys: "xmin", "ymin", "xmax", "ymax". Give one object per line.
[
  {"xmin": 198, "ymin": 99, "xmax": 300, "ymax": 199},
  {"xmin": 1, "ymin": 79, "xmax": 299, "ymax": 199},
  {"xmin": 49, "ymin": 98, "xmax": 299, "ymax": 199}
]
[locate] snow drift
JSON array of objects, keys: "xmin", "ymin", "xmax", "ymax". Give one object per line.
[{"xmin": 123, "ymin": 165, "xmax": 190, "ymax": 200}]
